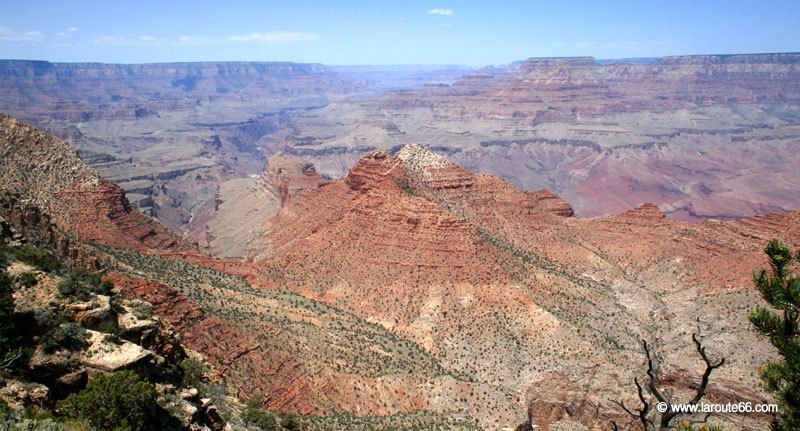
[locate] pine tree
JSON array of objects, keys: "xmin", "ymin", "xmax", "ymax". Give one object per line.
[{"xmin": 750, "ymin": 238, "xmax": 800, "ymax": 430}]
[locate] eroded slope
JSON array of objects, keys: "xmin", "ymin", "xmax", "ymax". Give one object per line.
[{"xmin": 248, "ymin": 144, "xmax": 799, "ymax": 430}]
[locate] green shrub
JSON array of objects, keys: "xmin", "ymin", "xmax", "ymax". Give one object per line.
[
  {"xmin": 179, "ymin": 358, "xmax": 207, "ymax": 388},
  {"xmin": 1, "ymin": 398, "xmax": 10, "ymax": 420},
  {"xmin": 242, "ymin": 398, "xmax": 280, "ymax": 431},
  {"xmin": 33, "ymin": 308, "xmax": 61, "ymax": 328},
  {"xmin": 0, "ymin": 271, "xmax": 15, "ymax": 352},
  {"xmin": 128, "ymin": 300, "xmax": 153, "ymax": 320},
  {"xmin": 13, "ymin": 245, "xmax": 59, "ymax": 272},
  {"xmin": 750, "ymin": 239, "xmax": 800, "ymax": 430},
  {"xmin": 0, "ymin": 244, "xmax": 8, "ymax": 269},
  {"xmin": 8, "ymin": 417, "xmax": 85, "ymax": 430},
  {"xmin": 41, "ymin": 322, "xmax": 88, "ymax": 353},
  {"xmin": 57, "ymin": 270, "xmax": 111, "ymax": 301},
  {"xmin": 57, "ymin": 370, "xmax": 157, "ymax": 431},
  {"xmin": 15, "ymin": 271, "xmax": 37, "ymax": 288},
  {"xmin": 281, "ymin": 415, "xmax": 304, "ymax": 431}
]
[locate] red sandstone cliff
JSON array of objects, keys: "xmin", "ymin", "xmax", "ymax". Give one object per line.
[
  {"xmin": 0, "ymin": 113, "xmax": 193, "ymax": 253},
  {"xmin": 246, "ymin": 144, "xmax": 799, "ymax": 430}
]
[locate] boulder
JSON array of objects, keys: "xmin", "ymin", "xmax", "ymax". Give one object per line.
[
  {"xmin": 66, "ymin": 294, "xmax": 111, "ymax": 326},
  {"xmin": 79, "ymin": 330, "xmax": 154, "ymax": 373}
]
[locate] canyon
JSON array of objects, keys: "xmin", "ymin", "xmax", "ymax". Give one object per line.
[
  {"xmin": 2, "ymin": 113, "xmax": 798, "ymax": 429},
  {"xmin": 0, "ymin": 60, "xmax": 471, "ymax": 257},
  {"xmin": 2, "ymin": 55, "xmax": 800, "ymax": 250},
  {"xmin": 284, "ymin": 54, "xmax": 800, "ymax": 222},
  {"xmin": 2, "ymin": 53, "xmax": 800, "ymax": 430}
]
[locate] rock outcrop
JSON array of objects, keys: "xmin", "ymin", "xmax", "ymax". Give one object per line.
[
  {"xmin": 260, "ymin": 153, "xmax": 329, "ymax": 205},
  {"xmin": 243, "ymin": 143, "xmax": 800, "ymax": 430},
  {"xmin": 0, "ymin": 114, "xmax": 194, "ymax": 254},
  {"xmin": 79, "ymin": 330, "xmax": 155, "ymax": 373}
]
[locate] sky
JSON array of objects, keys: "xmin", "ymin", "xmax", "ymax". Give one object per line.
[{"xmin": 1, "ymin": 0, "xmax": 798, "ymax": 66}]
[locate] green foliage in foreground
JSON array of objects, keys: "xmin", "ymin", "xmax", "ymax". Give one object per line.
[
  {"xmin": 242, "ymin": 398, "xmax": 307, "ymax": 431},
  {"xmin": 41, "ymin": 322, "xmax": 88, "ymax": 353},
  {"xmin": 12, "ymin": 245, "xmax": 60, "ymax": 272},
  {"xmin": 57, "ymin": 370, "xmax": 157, "ymax": 431},
  {"xmin": 242, "ymin": 398, "xmax": 281, "ymax": 431},
  {"xmin": 750, "ymin": 238, "xmax": 800, "ymax": 431},
  {"xmin": 57, "ymin": 269, "xmax": 113, "ymax": 301},
  {"xmin": 0, "ymin": 271, "xmax": 14, "ymax": 351},
  {"xmin": 0, "ymin": 243, "xmax": 8, "ymax": 269}
]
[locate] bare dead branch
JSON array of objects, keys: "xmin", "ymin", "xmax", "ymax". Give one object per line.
[
  {"xmin": 688, "ymin": 333, "xmax": 725, "ymax": 406},
  {"xmin": 612, "ymin": 336, "xmax": 725, "ymax": 430},
  {"xmin": 643, "ymin": 340, "xmax": 668, "ymax": 404},
  {"xmin": 635, "ymin": 377, "xmax": 655, "ymax": 429},
  {"xmin": 0, "ymin": 347, "xmax": 23, "ymax": 369},
  {"xmin": 610, "ymin": 400, "xmax": 638, "ymax": 419}
]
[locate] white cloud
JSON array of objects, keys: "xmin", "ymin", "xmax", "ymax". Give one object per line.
[
  {"xmin": 0, "ymin": 26, "xmax": 44, "ymax": 42},
  {"xmin": 56, "ymin": 27, "xmax": 81, "ymax": 39},
  {"xmin": 428, "ymin": 8, "xmax": 455, "ymax": 16},
  {"xmin": 177, "ymin": 35, "xmax": 216, "ymax": 45},
  {"xmin": 89, "ymin": 35, "xmax": 157, "ymax": 46},
  {"xmin": 90, "ymin": 31, "xmax": 320, "ymax": 47},
  {"xmin": 226, "ymin": 32, "xmax": 319, "ymax": 43}
]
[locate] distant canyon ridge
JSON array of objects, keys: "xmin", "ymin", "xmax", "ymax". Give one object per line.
[{"xmin": 1, "ymin": 54, "xmax": 798, "ymax": 257}]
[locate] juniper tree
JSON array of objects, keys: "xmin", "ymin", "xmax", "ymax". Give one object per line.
[{"xmin": 750, "ymin": 238, "xmax": 800, "ymax": 430}]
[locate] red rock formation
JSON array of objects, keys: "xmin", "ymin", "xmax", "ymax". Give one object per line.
[
  {"xmin": 528, "ymin": 190, "xmax": 575, "ymax": 217},
  {"xmin": 4, "ymin": 114, "xmax": 799, "ymax": 429},
  {"xmin": 105, "ymin": 273, "xmax": 326, "ymax": 413},
  {"xmin": 0, "ymin": 114, "xmax": 193, "ymax": 253},
  {"xmin": 245, "ymin": 144, "xmax": 800, "ymax": 430},
  {"xmin": 260, "ymin": 153, "xmax": 329, "ymax": 205}
]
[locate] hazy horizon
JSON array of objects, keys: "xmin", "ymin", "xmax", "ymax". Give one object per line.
[
  {"xmin": 3, "ymin": 52, "xmax": 800, "ymax": 68},
  {"xmin": 1, "ymin": 0, "xmax": 798, "ymax": 67}
]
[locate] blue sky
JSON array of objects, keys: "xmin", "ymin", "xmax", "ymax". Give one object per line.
[{"xmin": 1, "ymin": 0, "xmax": 798, "ymax": 66}]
